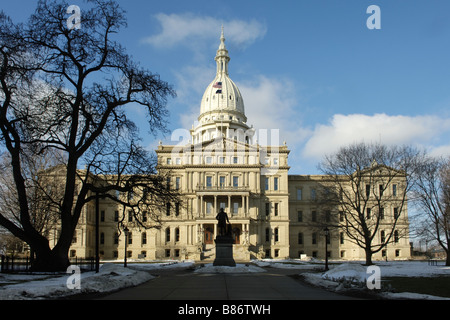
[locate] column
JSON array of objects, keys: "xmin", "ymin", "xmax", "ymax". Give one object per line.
[
  {"xmin": 228, "ymin": 195, "xmax": 231, "ymax": 214},
  {"xmin": 214, "ymin": 195, "xmax": 217, "ymax": 215},
  {"xmin": 246, "ymin": 195, "xmax": 249, "ymax": 216}
]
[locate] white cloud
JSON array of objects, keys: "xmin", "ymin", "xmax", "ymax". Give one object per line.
[
  {"xmin": 238, "ymin": 75, "xmax": 310, "ymax": 146},
  {"xmin": 302, "ymin": 113, "xmax": 450, "ymax": 160},
  {"xmin": 142, "ymin": 13, "xmax": 267, "ymax": 50}
]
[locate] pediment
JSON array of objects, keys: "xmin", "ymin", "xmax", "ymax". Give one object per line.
[{"xmin": 190, "ymin": 137, "xmax": 258, "ymax": 153}]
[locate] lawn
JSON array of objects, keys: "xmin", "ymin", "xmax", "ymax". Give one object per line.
[{"xmin": 385, "ymin": 276, "xmax": 450, "ymax": 298}]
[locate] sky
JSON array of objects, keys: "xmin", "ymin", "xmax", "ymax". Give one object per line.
[{"xmin": 2, "ymin": 0, "xmax": 450, "ymax": 174}]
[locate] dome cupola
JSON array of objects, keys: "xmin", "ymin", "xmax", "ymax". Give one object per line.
[
  {"xmin": 199, "ymin": 27, "xmax": 247, "ymax": 124},
  {"xmin": 191, "ymin": 28, "xmax": 254, "ymax": 145}
]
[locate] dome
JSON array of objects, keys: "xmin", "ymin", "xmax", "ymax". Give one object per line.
[
  {"xmin": 191, "ymin": 28, "xmax": 254, "ymax": 145},
  {"xmin": 198, "ymin": 28, "xmax": 247, "ymax": 124},
  {"xmin": 200, "ymin": 75, "xmax": 245, "ymax": 117}
]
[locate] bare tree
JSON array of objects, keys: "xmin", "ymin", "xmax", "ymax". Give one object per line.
[
  {"xmin": 318, "ymin": 142, "xmax": 423, "ymax": 265},
  {"xmin": 412, "ymin": 156, "xmax": 450, "ymax": 265},
  {"xmin": 0, "ymin": 0, "xmax": 177, "ymax": 271}
]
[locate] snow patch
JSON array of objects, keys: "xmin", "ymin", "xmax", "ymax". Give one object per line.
[{"xmin": 322, "ymin": 263, "xmax": 369, "ymax": 282}]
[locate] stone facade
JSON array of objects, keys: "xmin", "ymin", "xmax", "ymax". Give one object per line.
[{"xmin": 65, "ymin": 30, "xmax": 411, "ymax": 263}]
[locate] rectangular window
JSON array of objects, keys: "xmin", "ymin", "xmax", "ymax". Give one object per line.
[
  {"xmin": 366, "ymin": 184, "xmax": 371, "ymax": 197},
  {"xmin": 265, "ymin": 203, "xmax": 270, "ymax": 216},
  {"xmin": 219, "ymin": 176, "xmax": 226, "ymax": 188},
  {"xmin": 297, "ymin": 189, "xmax": 302, "ymax": 200},
  {"xmin": 297, "ymin": 211, "xmax": 303, "ymax": 222},
  {"xmin": 142, "ymin": 211, "xmax": 147, "ymax": 222},
  {"xmin": 233, "ymin": 176, "xmax": 239, "ymax": 188},
  {"xmin": 265, "ymin": 177, "xmax": 269, "ymax": 191},
  {"xmin": 219, "ymin": 157, "xmax": 225, "ymax": 164},
  {"xmin": 274, "ymin": 177, "xmax": 279, "ymax": 191},
  {"xmin": 233, "ymin": 202, "xmax": 239, "ymax": 214},
  {"xmin": 310, "ymin": 188, "xmax": 316, "ymax": 200},
  {"xmin": 175, "ymin": 177, "xmax": 180, "ymax": 190},
  {"xmin": 233, "ymin": 156, "xmax": 238, "ymax": 164},
  {"xmin": 325, "ymin": 210, "xmax": 331, "ymax": 222},
  {"xmin": 206, "ymin": 202, "xmax": 213, "ymax": 215},
  {"xmin": 219, "ymin": 202, "xmax": 226, "ymax": 210},
  {"xmin": 312, "ymin": 232, "xmax": 317, "ymax": 245},
  {"xmin": 311, "ymin": 211, "xmax": 317, "ymax": 222},
  {"xmin": 394, "ymin": 207, "xmax": 399, "ymax": 219},
  {"xmin": 206, "ymin": 176, "xmax": 212, "ymax": 188},
  {"xmin": 274, "ymin": 203, "xmax": 279, "ymax": 216},
  {"xmin": 100, "ymin": 210, "xmax": 105, "ymax": 222},
  {"xmin": 205, "ymin": 157, "xmax": 212, "ymax": 164},
  {"xmin": 298, "ymin": 233, "xmax": 303, "ymax": 245},
  {"xmin": 393, "ymin": 184, "xmax": 397, "ymax": 196}
]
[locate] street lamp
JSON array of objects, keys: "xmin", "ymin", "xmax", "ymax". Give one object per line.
[
  {"xmin": 123, "ymin": 226, "xmax": 129, "ymax": 268},
  {"xmin": 324, "ymin": 227, "xmax": 329, "ymax": 271}
]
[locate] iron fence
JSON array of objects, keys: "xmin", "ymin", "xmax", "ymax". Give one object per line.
[{"xmin": 0, "ymin": 255, "xmax": 96, "ymax": 273}]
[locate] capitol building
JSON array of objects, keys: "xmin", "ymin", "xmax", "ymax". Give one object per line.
[{"xmin": 67, "ymin": 30, "xmax": 411, "ymax": 263}]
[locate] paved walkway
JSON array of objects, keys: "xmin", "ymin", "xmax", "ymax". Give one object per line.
[{"xmin": 95, "ymin": 266, "xmax": 360, "ymax": 300}]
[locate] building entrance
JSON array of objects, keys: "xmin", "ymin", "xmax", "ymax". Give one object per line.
[{"xmin": 204, "ymin": 226, "xmax": 214, "ymax": 244}]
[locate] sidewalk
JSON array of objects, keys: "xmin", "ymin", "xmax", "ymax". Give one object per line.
[{"xmin": 95, "ymin": 266, "xmax": 357, "ymax": 300}]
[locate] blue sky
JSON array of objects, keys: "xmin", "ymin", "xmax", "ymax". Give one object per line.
[{"xmin": 3, "ymin": 0, "xmax": 450, "ymax": 174}]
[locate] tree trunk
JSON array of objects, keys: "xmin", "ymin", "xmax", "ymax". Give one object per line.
[
  {"xmin": 365, "ymin": 248, "xmax": 373, "ymax": 266},
  {"xmin": 30, "ymin": 240, "xmax": 70, "ymax": 272}
]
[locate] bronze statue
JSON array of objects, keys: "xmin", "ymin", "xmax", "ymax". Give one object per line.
[{"xmin": 216, "ymin": 208, "xmax": 230, "ymax": 236}]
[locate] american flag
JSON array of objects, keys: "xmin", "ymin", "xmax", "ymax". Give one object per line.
[{"xmin": 213, "ymin": 82, "xmax": 222, "ymax": 89}]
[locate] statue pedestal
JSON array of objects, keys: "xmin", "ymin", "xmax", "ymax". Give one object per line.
[{"xmin": 213, "ymin": 236, "xmax": 236, "ymax": 267}]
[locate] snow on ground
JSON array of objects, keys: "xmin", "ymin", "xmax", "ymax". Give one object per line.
[
  {"xmin": 300, "ymin": 260, "xmax": 450, "ymax": 300},
  {"xmin": 0, "ymin": 259, "xmax": 449, "ymax": 300},
  {"xmin": 0, "ymin": 263, "xmax": 154, "ymax": 300}
]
